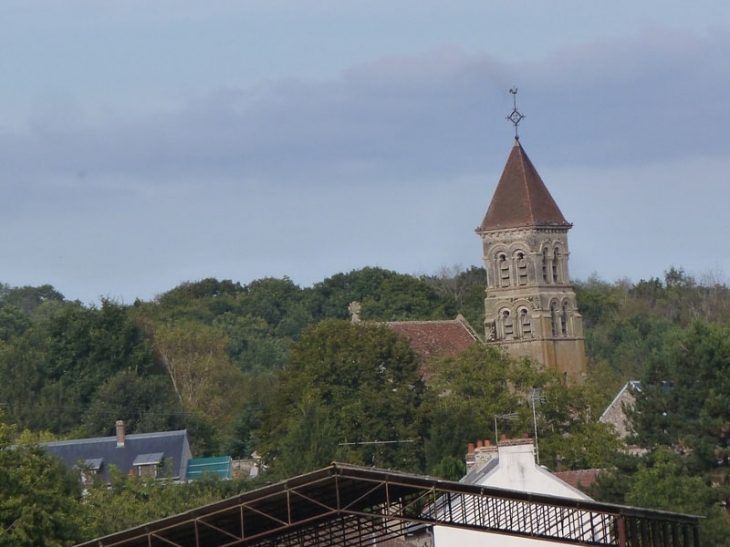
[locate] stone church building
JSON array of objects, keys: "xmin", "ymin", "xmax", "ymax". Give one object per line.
[{"xmin": 477, "ymin": 137, "xmax": 586, "ymax": 379}]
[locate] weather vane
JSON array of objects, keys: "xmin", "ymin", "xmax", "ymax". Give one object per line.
[{"xmin": 506, "ymin": 87, "xmax": 525, "ymax": 139}]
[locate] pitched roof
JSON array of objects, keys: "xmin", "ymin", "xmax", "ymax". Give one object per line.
[
  {"xmin": 40, "ymin": 429, "xmax": 192, "ymax": 481},
  {"xmin": 478, "ymin": 139, "xmax": 571, "ymax": 231},
  {"xmin": 386, "ymin": 316, "xmax": 479, "ymax": 377},
  {"xmin": 553, "ymin": 469, "xmax": 602, "ymax": 492}
]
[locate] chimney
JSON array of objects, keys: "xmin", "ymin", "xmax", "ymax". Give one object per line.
[
  {"xmin": 116, "ymin": 420, "xmax": 125, "ymax": 447},
  {"xmin": 468, "ymin": 437, "xmax": 498, "ymax": 473},
  {"xmin": 465, "ymin": 443, "xmax": 476, "ymax": 471}
]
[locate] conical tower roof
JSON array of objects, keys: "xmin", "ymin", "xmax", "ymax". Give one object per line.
[{"xmin": 478, "ymin": 139, "xmax": 570, "ymax": 231}]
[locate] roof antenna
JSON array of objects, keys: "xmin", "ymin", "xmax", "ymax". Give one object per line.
[{"xmin": 506, "ymin": 87, "xmax": 525, "ymax": 140}]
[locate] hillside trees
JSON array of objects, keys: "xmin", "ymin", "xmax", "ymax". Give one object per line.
[
  {"xmin": 259, "ymin": 320, "xmax": 425, "ymax": 476},
  {"xmin": 308, "ymin": 267, "xmax": 456, "ymax": 322}
]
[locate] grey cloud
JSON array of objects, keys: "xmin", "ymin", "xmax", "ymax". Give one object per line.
[{"xmin": 2, "ymin": 30, "xmax": 728, "ymax": 191}]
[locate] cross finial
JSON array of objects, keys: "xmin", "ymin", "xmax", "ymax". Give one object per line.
[{"xmin": 506, "ymin": 87, "xmax": 525, "ymax": 140}]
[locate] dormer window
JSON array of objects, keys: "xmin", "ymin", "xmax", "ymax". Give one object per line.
[{"xmin": 133, "ymin": 452, "xmax": 164, "ymax": 478}]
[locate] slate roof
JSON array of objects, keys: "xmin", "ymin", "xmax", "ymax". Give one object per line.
[
  {"xmin": 40, "ymin": 429, "xmax": 192, "ymax": 482},
  {"xmin": 478, "ymin": 139, "xmax": 571, "ymax": 231},
  {"xmin": 386, "ymin": 315, "xmax": 479, "ymax": 377}
]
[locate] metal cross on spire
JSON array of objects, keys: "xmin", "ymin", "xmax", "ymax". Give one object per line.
[{"xmin": 506, "ymin": 87, "xmax": 525, "ymax": 140}]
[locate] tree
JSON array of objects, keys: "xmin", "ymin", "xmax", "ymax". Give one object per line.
[
  {"xmin": 260, "ymin": 320, "xmax": 425, "ymax": 475},
  {"xmin": 308, "ymin": 267, "xmax": 455, "ymax": 322},
  {"xmin": 632, "ymin": 320, "xmax": 730, "ymax": 470},
  {"xmin": 45, "ymin": 300, "xmax": 155, "ymax": 406},
  {"xmin": 0, "ymin": 416, "xmax": 83, "ymax": 546},
  {"xmin": 147, "ymin": 321, "xmax": 246, "ymax": 428},
  {"xmin": 423, "ymin": 344, "xmax": 620, "ymax": 475},
  {"xmin": 82, "ymin": 370, "xmax": 185, "ymax": 437},
  {"xmin": 0, "ymin": 283, "xmax": 65, "ymax": 316},
  {"xmin": 624, "ymin": 448, "xmax": 730, "ymax": 546}
]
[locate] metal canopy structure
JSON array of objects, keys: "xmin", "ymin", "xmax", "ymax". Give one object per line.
[{"xmin": 75, "ymin": 463, "xmax": 700, "ymax": 547}]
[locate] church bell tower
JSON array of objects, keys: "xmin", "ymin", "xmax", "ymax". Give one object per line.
[{"xmin": 476, "ymin": 90, "xmax": 586, "ymax": 379}]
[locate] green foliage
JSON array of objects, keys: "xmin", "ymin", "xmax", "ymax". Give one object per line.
[
  {"xmin": 309, "ymin": 267, "xmax": 456, "ymax": 322},
  {"xmin": 0, "ymin": 417, "xmax": 83, "ymax": 546},
  {"xmin": 82, "ymin": 370, "xmax": 184, "ymax": 437},
  {"xmin": 423, "ymin": 344, "xmax": 620, "ymax": 474},
  {"xmin": 260, "ymin": 320, "xmax": 425, "ymax": 475},
  {"xmin": 0, "ymin": 283, "xmax": 65, "ymax": 316},
  {"xmin": 625, "ymin": 449, "xmax": 730, "ymax": 546},
  {"xmin": 214, "ymin": 313, "xmax": 289, "ymax": 372},
  {"xmin": 45, "ymin": 300, "xmax": 155, "ymax": 405},
  {"xmin": 0, "ymin": 305, "xmax": 32, "ymax": 341},
  {"xmin": 431, "ymin": 455, "xmax": 467, "ymax": 481},
  {"xmin": 632, "ymin": 320, "xmax": 730, "ymax": 470},
  {"xmin": 80, "ymin": 465, "xmax": 259, "ymax": 541},
  {"xmin": 423, "ymin": 265, "xmax": 487, "ymax": 330}
]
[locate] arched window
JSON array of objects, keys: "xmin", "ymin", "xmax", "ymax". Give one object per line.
[
  {"xmin": 542, "ymin": 247, "xmax": 550, "ymax": 284},
  {"xmin": 502, "ymin": 310, "xmax": 514, "ymax": 340},
  {"xmin": 516, "ymin": 252, "xmax": 528, "ymax": 286},
  {"xmin": 553, "ymin": 248, "xmax": 561, "ymax": 284},
  {"xmin": 498, "ymin": 254, "xmax": 510, "ymax": 287},
  {"xmin": 561, "ymin": 302, "xmax": 569, "ymax": 336},
  {"xmin": 550, "ymin": 302, "xmax": 558, "ymax": 337},
  {"xmin": 519, "ymin": 308, "xmax": 532, "ymax": 338}
]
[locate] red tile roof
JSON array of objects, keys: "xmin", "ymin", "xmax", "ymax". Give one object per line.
[
  {"xmin": 478, "ymin": 139, "xmax": 571, "ymax": 231},
  {"xmin": 553, "ymin": 469, "xmax": 602, "ymax": 492},
  {"xmin": 386, "ymin": 316, "xmax": 479, "ymax": 377}
]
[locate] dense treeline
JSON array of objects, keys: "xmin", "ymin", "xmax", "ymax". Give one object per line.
[{"xmin": 2, "ymin": 266, "xmax": 730, "ymax": 544}]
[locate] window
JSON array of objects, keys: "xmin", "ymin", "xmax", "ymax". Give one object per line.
[
  {"xmin": 516, "ymin": 252, "xmax": 528, "ymax": 285},
  {"xmin": 519, "ymin": 308, "xmax": 532, "ymax": 338},
  {"xmin": 550, "ymin": 302, "xmax": 558, "ymax": 337},
  {"xmin": 553, "ymin": 248, "xmax": 561, "ymax": 283},
  {"xmin": 561, "ymin": 302, "xmax": 569, "ymax": 336},
  {"xmin": 133, "ymin": 452, "xmax": 164, "ymax": 478},
  {"xmin": 502, "ymin": 310, "xmax": 514, "ymax": 340},
  {"xmin": 498, "ymin": 254, "xmax": 510, "ymax": 287},
  {"xmin": 542, "ymin": 248, "xmax": 550, "ymax": 284}
]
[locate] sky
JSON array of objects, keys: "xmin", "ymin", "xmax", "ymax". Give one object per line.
[{"xmin": 1, "ymin": 1, "xmax": 730, "ymax": 304}]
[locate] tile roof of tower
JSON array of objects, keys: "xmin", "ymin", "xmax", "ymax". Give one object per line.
[{"xmin": 478, "ymin": 139, "xmax": 571, "ymax": 231}]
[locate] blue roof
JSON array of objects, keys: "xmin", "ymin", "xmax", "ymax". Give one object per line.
[{"xmin": 40, "ymin": 430, "xmax": 192, "ymax": 482}]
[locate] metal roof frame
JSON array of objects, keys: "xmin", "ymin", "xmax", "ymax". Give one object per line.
[{"xmin": 75, "ymin": 463, "xmax": 700, "ymax": 547}]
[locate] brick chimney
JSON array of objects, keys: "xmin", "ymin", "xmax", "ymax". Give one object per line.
[
  {"xmin": 116, "ymin": 420, "xmax": 126, "ymax": 447},
  {"xmin": 466, "ymin": 439, "xmax": 498, "ymax": 473}
]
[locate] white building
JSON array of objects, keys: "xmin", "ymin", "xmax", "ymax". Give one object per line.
[{"xmin": 434, "ymin": 436, "xmax": 594, "ymax": 547}]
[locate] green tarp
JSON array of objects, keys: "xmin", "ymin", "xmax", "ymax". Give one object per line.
[{"xmin": 186, "ymin": 456, "xmax": 232, "ymax": 480}]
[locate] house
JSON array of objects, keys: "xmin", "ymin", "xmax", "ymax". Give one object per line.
[
  {"xmin": 599, "ymin": 380, "xmax": 642, "ymax": 439},
  {"xmin": 40, "ymin": 420, "xmax": 193, "ymax": 482},
  {"xmin": 432, "ymin": 435, "xmax": 596, "ymax": 546}
]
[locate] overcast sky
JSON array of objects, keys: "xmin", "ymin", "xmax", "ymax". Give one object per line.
[{"xmin": 1, "ymin": 1, "xmax": 729, "ymax": 304}]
